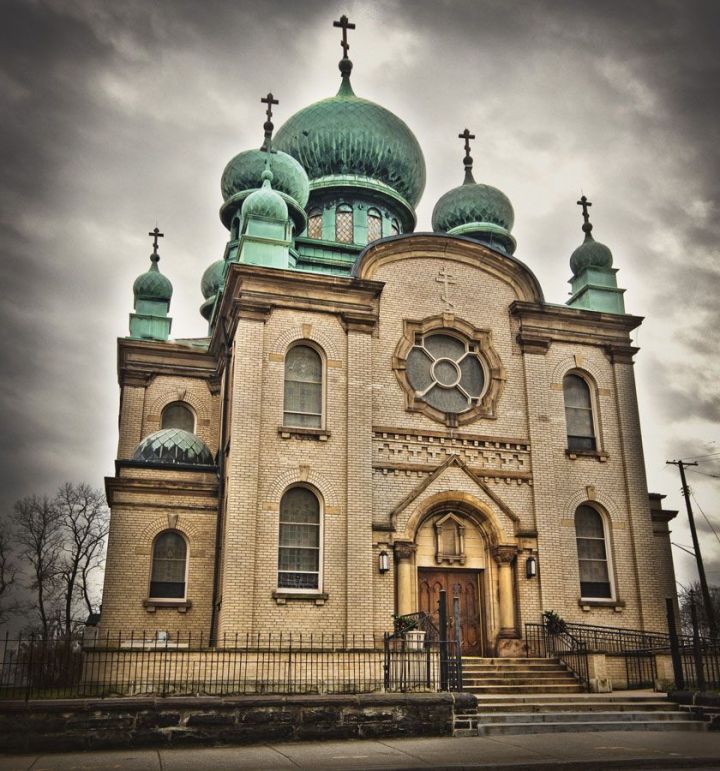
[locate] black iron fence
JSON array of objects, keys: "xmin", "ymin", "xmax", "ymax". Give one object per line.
[
  {"xmin": 525, "ymin": 623, "xmax": 590, "ymax": 691},
  {"xmin": 0, "ymin": 628, "xmax": 464, "ymax": 701}
]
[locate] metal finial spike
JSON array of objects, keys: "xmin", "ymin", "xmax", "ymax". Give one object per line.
[
  {"xmin": 148, "ymin": 226, "xmax": 164, "ymax": 259},
  {"xmin": 576, "ymin": 195, "xmax": 593, "ymax": 237}
]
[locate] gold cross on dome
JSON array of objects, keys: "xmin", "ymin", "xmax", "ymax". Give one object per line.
[
  {"xmin": 333, "ymin": 14, "xmax": 356, "ymax": 58},
  {"xmin": 436, "ymin": 265, "xmax": 456, "ymax": 309}
]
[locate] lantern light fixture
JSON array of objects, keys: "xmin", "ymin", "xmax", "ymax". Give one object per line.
[
  {"xmin": 526, "ymin": 555, "xmax": 537, "ymax": 579},
  {"xmin": 378, "ymin": 550, "xmax": 390, "ymax": 573}
]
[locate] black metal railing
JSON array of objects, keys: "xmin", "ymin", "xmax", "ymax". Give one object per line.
[
  {"xmin": 677, "ymin": 638, "xmax": 720, "ymax": 690},
  {"xmin": 0, "ymin": 627, "xmax": 467, "ymax": 701},
  {"xmin": 525, "ymin": 623, "xmax": 590, "ymax": 691},
  {"xmin": 556, "ymin": 622, "xmax": 676, "ymax": 653}
]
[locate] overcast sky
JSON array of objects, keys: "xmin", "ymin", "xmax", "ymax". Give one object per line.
[{"xmin": 0, "ymin": 0, "xmax": 718, "ymax": 601}]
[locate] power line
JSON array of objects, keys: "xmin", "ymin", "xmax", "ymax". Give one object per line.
[
  {"xmin": 690, "ymin": 491, "xmax": 720, "ymax": 547},
  {"xmin": 681, "ymin": 450, "xmax": 720, "ymax": 461},
  {"xmin": 687, "ymin": 467, "xmax": 720, "ymax": 479}
]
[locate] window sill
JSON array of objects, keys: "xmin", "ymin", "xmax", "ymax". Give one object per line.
[
  {"xmin": 578, "ymin": 598, "xmax": 625, "ymax": 612},
  {"xmin": 565, "ymin": 449, "xmax": 609, "ymax": 462},
  {"xmin": 272, "ymin": 590, "xmax": 328, "ymax": 606},
  {"xmin": 143, "ymin": 599, "xmax": 193, "ymax": 613},
  {"xmin": 278, "ymin": 426, "xmax": 331, "ymax": 441}
]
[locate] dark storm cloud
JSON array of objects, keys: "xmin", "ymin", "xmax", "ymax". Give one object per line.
[{"xmin": 0, "ymin": 0, "xmax": 718, "ymax": 598}]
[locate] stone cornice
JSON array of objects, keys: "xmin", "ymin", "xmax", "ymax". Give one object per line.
[
  {"xmin": 510, "ymin": 301, "xmax": 643, "ymax": 358},
  {"xmin": 117, "ymin": 337, "xmax": 218, "ymax": 387},
  {"xmin": 105, "ymin": 474, "xmax": 219, "ymax": 507},
  {"xmin": 209, "ymin": 264, "xmax": 384, "ymax": 356}
]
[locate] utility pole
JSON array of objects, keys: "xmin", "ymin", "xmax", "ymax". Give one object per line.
[{"xmin": 667, "ymin": 459, "xmax": 718, "ymax": 639}]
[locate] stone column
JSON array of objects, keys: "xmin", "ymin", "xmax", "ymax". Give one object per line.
[
  {"xmin": 494, "ymin": 545, "xmax": 518, "ymax": 637},
  {"xmin": 394, "ymin": 541, "xmax": 417, "ymax": 617}
]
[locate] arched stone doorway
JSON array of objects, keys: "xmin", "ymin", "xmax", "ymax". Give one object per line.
[{"xmin": 395, "ymin": 500, "xmax": 518, "ymax": 656}]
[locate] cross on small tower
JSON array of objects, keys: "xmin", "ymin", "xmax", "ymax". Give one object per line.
[
  {"xmin": 148, "ymin": 226, "xmax": 164, "ymax": 258},
  {"xmin": 459, "ymin": 128, "xmax": 476, "ymax": 183},
  {"xmin": 261, "ymin": 92, "xmax": 279, "ymax": 151},
  {"xmin": 577, "ymin": 195, "xmax": 593, "ymax": 235},
  {"xmin": 459, "ymin": 128, "xmax": 475, "ymax": 158},
  {"xmin": 333, "ymin": 14, "xmax": 356, "ymax": 58}
]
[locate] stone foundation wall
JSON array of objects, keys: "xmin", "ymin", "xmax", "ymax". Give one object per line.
[{"xmin": 0, "ymin": 692, "xmax": 474, "ymax": 753}]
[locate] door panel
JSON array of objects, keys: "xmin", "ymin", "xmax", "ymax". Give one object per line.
[{"xmin": 418, "ymin": 569, "xmax": 483, "ymax": 655}]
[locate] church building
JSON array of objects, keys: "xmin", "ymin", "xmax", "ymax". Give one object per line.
[{"xmin": 100, "ymin": 16, "xmax": 677, "ymax": 656}]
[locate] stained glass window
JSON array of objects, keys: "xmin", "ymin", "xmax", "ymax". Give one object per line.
[
  {"xmin": 405, "ymin": 332, "xmax": 486, "ymax": 415},
  {"xmin": 150, "ymin": 531, "xmax": 187, "ymax": 598},
  {"xmin": 564, "ymin": 374, "xmax": 596, "ymax": 451},
  {"xmin": 284, "ymin": 345, "xmax": 322, "ymax": 427},
  {"xmin": 278, "ymin": 487, "xmax": 320, "ymax": 590},
  {"xmin": 367, "ymin": 209, "xmax": 382, "ymax": 242},
  {"xmin": 335, "ymin": 205, "xmax": 354, "ymax": 243},
  {"xmin": 307, "ymin": 210, "xmax": 322, "ymax": 239},
  {"xmin": 575, "ymin": 505, "xmax": 611, "ymax": 598},
  {"xmin": 161, "ymin": 402, "xmax": 195, "ymax": 433}
]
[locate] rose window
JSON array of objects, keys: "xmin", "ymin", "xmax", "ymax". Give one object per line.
[{"xmin": 405, "ymin": 332, "xmax": 486, "ymax": 414}]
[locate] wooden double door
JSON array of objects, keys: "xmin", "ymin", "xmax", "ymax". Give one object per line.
[{"xmin": 418, "ymin": 568, "xmax": 484, "ymax": 656}]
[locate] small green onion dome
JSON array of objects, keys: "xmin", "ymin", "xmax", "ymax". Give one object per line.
[
  {"xmin": 432, "ymin": 182, "xmax": 515, "ymax": 235},
  {"xmin": 133, "ymin": 256, "xmax": 173, "ymax": 302},
  {"xmin": 570, "ymin": 233, "xmax": 613, "ymax": 274},
  {"xmin": 274, "ymin": 78, "xmax": 426, "ymax": 208},
  {"xmin": 241, "ymin": 168, "xmax": 288, "ymax": 220},
  {"xmin": 132, "ymin": 428, "xmax": 214, "ymax": 466},
  {"xmin": 221, "ymin": 148, "xmax": 309, "ymax": 208},
  {"xmin": 201, "ymin": 259, "xmax": 225, "ymax": 300}
]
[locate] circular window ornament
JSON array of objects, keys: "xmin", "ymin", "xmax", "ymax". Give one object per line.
[{"xmin": 392, "ymin": 315, "xmax": 506, "ymax": 426}]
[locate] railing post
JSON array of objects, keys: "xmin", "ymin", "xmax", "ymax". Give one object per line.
[
  {"xmin": 666, "ymin": 597, "xmax": 685, "ymax": 690},
  {"xmin": 438, "ymin": 589, "xmax": 448, "ymax": 691}
]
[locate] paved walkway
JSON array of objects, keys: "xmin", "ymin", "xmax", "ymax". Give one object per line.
[{"xmin": 2, "ymin": 730, "xmax": 720, "ymax": 771}]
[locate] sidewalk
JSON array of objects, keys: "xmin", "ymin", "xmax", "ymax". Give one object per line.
[{"xmin": 2, "ymin": 730, "xmax": 720, "ymax": 771}]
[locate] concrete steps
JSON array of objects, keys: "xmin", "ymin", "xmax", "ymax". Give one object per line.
[
  {"xmin": 461, "ymin": 656, "xmax": 583, "ymax": 695},
  {"xmin": 454, "ymin": 692, "xmax": 707, "ymax": 736}
]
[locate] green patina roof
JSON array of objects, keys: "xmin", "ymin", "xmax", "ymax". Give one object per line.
[
  {"xmin": 432, "ymin": 181, "xmax": 514, "ymax": 235},
  {"xmin": 570, "ymin": 233, "xmax": 613, "ymax": 274},
  {"xmin": 241, "ymin": 169, "xmax": 288, "ymax": 220},
  {"xmin": 132, "ymin": 428, "xmax": 214, "ymax": 466},
  {"xmin": 221, "ymin": 148, "xmax": 309, "ymax": 208},
  {"xmin": 133, "ymin": 257, "xmax": 173, "ymax": 302},
  {"xmin": 201, "ymin": 258, "xmax": 225, "ymax": 300},
  {"xmin": 274, "ymin": 78, "xmax": 426, "ymax": 208}
]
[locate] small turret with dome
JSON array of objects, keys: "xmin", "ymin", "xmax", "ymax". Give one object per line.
[
  {"xmin": 432, "ymin": 129, "xmax": 516, "ymax": 255},
  {"xmin": 129, "ymin": 227, "xmax": 173, "ymax": 341},
  {"xmin": 567, "ymin": 196, "xmax": 625, "ymax": 314},
  {"xmin": 274, "ymin": 16, "xmax": 426, "ymax": 267}
]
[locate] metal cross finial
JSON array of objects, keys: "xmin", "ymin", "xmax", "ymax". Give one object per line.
[
  {"xmin": 577, "ymin": 195, "xmax": 593, "ymax": 235},
  {"xmin": 459, "ymin": 128, "xmax": 476, "ymax": 184},
  {"xmin": 333, "ymin": 14, "xmax": 356, "ymax": 58},
  {"xmin": 148, "ymin": 226, "xmax": 164, "ymax": 259},
  {"xmin": 260, "ymin": 92, "xmax": 279, "ymax": 151}
]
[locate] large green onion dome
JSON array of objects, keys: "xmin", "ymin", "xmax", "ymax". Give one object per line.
[
  {"xmin": 133, "ymin": 253, "xmax": 173, "ymax": 302},
  {"xmin": 274, "ymin": 59, "xmax": 426, "ymax": 226},
  {"xmin": 132, "ymin": 428, "xmax": 214, "ymax": 466},
  {"xmin": 432, "ymin": 132, "xmax": 516, "ymax": 255}
]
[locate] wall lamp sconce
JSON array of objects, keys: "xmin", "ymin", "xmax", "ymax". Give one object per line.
[
  {"xmin": 378, "ymin": 550, "xmax": 390, "ymax": 574},
  {"xmin": 526, "ymin": 556, "xmax": 537, "ymax": 579}
]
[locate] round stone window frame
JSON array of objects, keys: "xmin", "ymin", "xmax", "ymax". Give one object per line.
[{"xmin": 392, "ymin": 314, "xmax": 506, "ymax": 426}]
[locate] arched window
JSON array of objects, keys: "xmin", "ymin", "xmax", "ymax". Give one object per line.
[
  {"xmin": 390, "ymin": 218, "xmax": 400, "ymax": 236},
  {"xmin": 150, "ymin": 531, "xmax": 187, "ymax": 599},
  {"xmin": 278, "ymin": 487, "xmax": 321, "ymax": 590},
  {"xmin": 563, "ymin": 373, "xmax": 596, "ymax": 451},
  {"xmin": 283, "ymin": 344, "xmax": 323, "ymax": 428},
  {"xmin": 161, "ymin": 402, "xmax": 195, "ymax": 433},
  {"xmin": 575, "ymin": 505, "xmax": 612, "ymax": 599},
  {"xmin": 307, "ymin": 209, "xmax": 322, "ymax": 239},
  {"xmin": 335, "ymin": 204, "xmax": 354, "ymax": 243},
  {"xmin": 367, "ymin": 208, "xmax": 382, "ymax": 242}
]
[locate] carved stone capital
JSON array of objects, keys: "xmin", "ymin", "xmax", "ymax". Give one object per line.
[
  {"xmin": 393, "ymin": 541, "xmax": 417, "ymax": 562},
  {"xmin": 493, "ymin": 544, "xmax": 518, "ymax": 565}
]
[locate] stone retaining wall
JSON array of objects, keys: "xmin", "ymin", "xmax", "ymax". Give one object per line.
[{"xmin": 0, "ymin": 692, "xmax": 476, "ymax": 753}]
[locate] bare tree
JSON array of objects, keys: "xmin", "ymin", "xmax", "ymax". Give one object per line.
[
  {"xmin": 0, "ymin": 528, "xmax": 17, "ymax": 624},
  {"xmin": 54, "ymin": 483, "xmax": 108, "ymax": 634},
  {"xmin": 11, "ymin": 496, "xmax": 62, "ymax": 636},
  {"xmin": 679, "ymin": 581, "xmax": 720, "ymax": 638}
]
